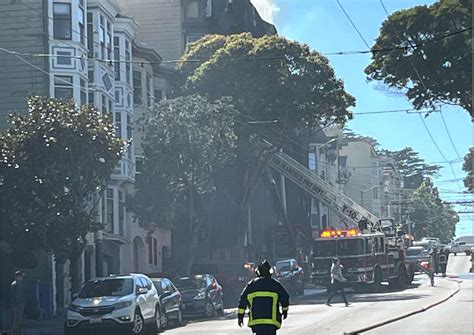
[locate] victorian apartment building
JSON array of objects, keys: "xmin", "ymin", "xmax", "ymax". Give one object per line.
[{"xmin": 0, "ymin": 0, "xmax": 171, "ymax": 316}]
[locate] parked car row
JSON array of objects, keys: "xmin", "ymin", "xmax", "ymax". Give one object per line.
[{"xmin": 65, "ymin": 273, "xmax": 224, "ymax": 335}]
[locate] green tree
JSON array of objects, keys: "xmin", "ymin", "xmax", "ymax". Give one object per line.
[
  {"xmin": 365, "ymin": 0, "xmax": 472, "ymax": 117},
  {"xmin": 380, "ymin": 147, "xmax": 441, "ymax": 178},
  {"xmin": 177, "ymin": 33, "xmax": 355, "ymax": 136},
  {"xmin": 136, "ymin": 95, "xmax": 237, "ymax": 274},
  {"xmin": 462, "ymin": 148, "xmax": 473, "ymax": 192},
  {"xmin": 0, "ymin": 97, "xmax": 124, "ymax": 299},
  {"xmin": 409, "ymin": 179, "xmax": 457, "ymax": 242},
  {"xmin": 175, "ymin": 34, "xmax": 355, "ymax": 253}
]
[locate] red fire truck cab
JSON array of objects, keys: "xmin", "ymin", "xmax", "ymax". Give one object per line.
[{"xmin": 311, "ymin": 228, "xmax": 412, "ymax": 292}]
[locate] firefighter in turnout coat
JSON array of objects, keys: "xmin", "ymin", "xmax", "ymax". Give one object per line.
[{"xmin": 238, "ymin": 260, "xmax": 290, "ymax": 335}]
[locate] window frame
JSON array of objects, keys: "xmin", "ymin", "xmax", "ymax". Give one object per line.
[
  {"xmin": 78, "ymin": 1, "xmax": 85, "ymax": 45},
  {"xmin": 114, "ymin": 36, "xmax": 121, "ymax": 80},
  {"xmin": 87, "ymin": 12, "xmax": 94, "ymax": 57},
  {"xmin": 54, "ymin": 75, "xmax": 74, "ymax": 101},
  {"xmin": 80, "ymin": 78, "xmax": 87, "ymax": 105},
  {"xmin": 53, "ymin": 2, "xmax": 72, "ymax": 40},
  {"xmin": 133, "ymin": 70, "xmax": 143, "ymax": 105}
]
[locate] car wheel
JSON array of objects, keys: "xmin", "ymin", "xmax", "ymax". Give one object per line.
[
  {"xmin": 175, "ymin": 308, "xmax": 184, "ymax": 326},
  {"xmin": 132, "ymin": 310, "xmax": 145, "ymax": 335},
  {"xmin": 204, "ymin": 300, "xmax": 215, "ymax": 318},
  {"xmin": 370, "ymin": 267, "xmax": 383, "ymax": 293},
  {"xmin": 160, "ymin": 308, "xmax": 169, "ymax": 329},
  {"xmin": 216, "ymin": 303, "xmax": 225, "ymax": 316}
]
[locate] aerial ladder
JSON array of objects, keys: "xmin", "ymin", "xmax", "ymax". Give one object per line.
[
  {"xmin": 264, "ymin": 143, "xmax": 380, "ymax": 230},
  {"xmin": 262, "ymin": 142, "xmax": 421, "ymax": 286},
  {"xmin": 261, "ymin": 141, "xmax": 405, "ymax": 249}
]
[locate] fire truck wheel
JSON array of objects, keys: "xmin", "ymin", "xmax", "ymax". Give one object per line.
[
  {"xmin": 391, "ymin": 264, "xmax": 407, "ymax": 289},
  {"xmin": 370, "ymin": 267, "xmax": 383, "ymax": 293}
]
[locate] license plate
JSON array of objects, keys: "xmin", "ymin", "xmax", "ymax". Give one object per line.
[{"xmin": 90, "ymin": 317, "xmax": 102, "ymax": 324}]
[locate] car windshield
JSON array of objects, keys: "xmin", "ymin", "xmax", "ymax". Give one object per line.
[
  {"xmin": 407, "ymin": 248, "xmax": 425, "ymax": 256},
  {"xmin": 152, "ymin": 279, "xmax": 163, "ymax": 293},
  {"xmin": 275, "ymin": 261, "xmax": 291, "ymax": 272},
  {"xmin": 176, "ymin": 276, "xmax": 206, "ymax": 290},
  {"xmin": 79, "ymin": 278, "xmax": 134, "ymax": 298}
]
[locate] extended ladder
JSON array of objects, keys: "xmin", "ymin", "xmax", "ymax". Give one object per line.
[{"xmin": 265, "ymin": 144, "xmax": 381, "ymax": 231}]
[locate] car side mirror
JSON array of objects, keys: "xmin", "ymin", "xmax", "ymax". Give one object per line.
[{"xmin": 137, "ymin": 287, "xmax": 148, "ymax": 295}]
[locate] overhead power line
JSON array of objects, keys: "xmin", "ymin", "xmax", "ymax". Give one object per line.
[
  {"xmin": 336, "ymin": 0, "xmax": 371, "ymax": 49},
  {"xmin": 0, "ymin": 25, "xmax": 471, "ymax": 66}
]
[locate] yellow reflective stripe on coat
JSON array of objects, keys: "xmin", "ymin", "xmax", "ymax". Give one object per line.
[
  {"xmin": 282, "ymin": 306, "xmax": 289, "ymax": 311},
  {"xmin": 238, "ymin": 308, "xmax": 246, "ymax": 314},
  {"xmin": 247, "ymin": 291, "xmax": 281, "ymax": 328},
  {"xmin": 248, "ymin": 318, "xmax": 281, "ymax": 328}
]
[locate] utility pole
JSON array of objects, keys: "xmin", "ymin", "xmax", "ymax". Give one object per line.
[{"xmin": 407, "ymin": 214, "xmax": 412, "ymax": 245}]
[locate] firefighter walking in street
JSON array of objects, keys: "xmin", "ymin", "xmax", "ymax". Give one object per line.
[
  {"xmin": 438, "ymin": 247, "xmax": 449, "ymax": 277},
  {"xmin": 326, "ymin": 258, "xmax": 350, "ymax": 307},
  {"xmin": 238, "ymin": 260, "xmax": 290, "ymax": 335}
]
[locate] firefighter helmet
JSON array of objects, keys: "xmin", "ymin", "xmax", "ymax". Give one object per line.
[{"xmin": 255, "ymin": 260, "xmax": 274, "ymax": 277}]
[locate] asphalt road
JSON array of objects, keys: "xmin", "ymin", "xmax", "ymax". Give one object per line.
[
  {"xmin": 366, "ymin": 254, "xmax": 473, "ymax": 335},
  {"xmin": 160, "ymin": 255, "xmax": 472, "ymax": 335}
]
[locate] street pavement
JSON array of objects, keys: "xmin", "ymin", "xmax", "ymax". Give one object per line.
[
  {"xmin": 161, "ymin": 255, "xmax": 472, "ymax": 335},
  {"xmin": 365, "ymin": 254, "xmax": 473, "ymax": 335}
]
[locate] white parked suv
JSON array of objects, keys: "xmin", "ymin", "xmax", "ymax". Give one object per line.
[{"xmin": 65, "ymin": 274, "xmax": 162, "ymax": 335}]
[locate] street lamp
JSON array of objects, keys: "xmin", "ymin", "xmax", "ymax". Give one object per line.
[{"xmin": 360, "ymin": 185, "xmax": 378, "ymax": 208}]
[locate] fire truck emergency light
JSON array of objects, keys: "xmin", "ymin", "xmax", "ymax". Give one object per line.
[{"xmin": 320, "ymin": 228, "xmax": 360, "ymax": 238}]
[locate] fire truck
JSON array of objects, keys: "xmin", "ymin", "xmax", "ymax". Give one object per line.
[
  {"xmin": 311, "ymin": 227, "xmax": 412, "ymax": 291},
  {"xmin": 263, "ymin": 141, "xmax": 414, "ymax": 291}
]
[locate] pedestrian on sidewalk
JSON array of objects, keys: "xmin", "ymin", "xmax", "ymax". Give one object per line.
[
  {"xmin": 10, "ymin": 270, "xmax": 25, "ymax": 335},
  {"xmin": 238, "ymin": 260, "xmax": 290, "ymax": 335},
  {"xmin": 326, "ymin": 258, "xmax": 350, "ymax": 307}
]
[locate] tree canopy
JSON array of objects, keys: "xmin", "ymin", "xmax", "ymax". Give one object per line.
[
  {"xmin": 365, "ymin": 0, "xmax": 472, "ymax": 117},
  {"xmin": 409, "ymin": 179, "xmax": 457, "ymax": 242},
  {"xmin": 0, "ymin": 97, "xmax": 124, "ymax": 261},
  {"xmin": 176, "ymin": 33, "xmax": 356, "ymax": 137},
  {"xmin": 380, "ymin": 147, "xmax": 441, "ymax": 179},
  {"xmin": 133, "ymin": 95, "xmax": 238, "ymax": 274},
  {"xmin": 463, "ymin": 147, "xmax": 473, "ymax": 193}
]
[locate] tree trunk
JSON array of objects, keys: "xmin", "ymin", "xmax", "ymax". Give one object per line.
[
  {"xmin": 70, "ymin": 253, "xmax": 82, "ymax": 295},
  {"xmin": 55, "ymin": 257, "xmax": 66, "ymax": 315}
]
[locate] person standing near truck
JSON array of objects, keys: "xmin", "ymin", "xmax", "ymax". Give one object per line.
[
  {"xmin": 326, "ymin": 258, "xmax": 350, "ymax": 307},
  {"xmin": 438, "ymin": 248, "xmax": 449, "ymax": 277}
]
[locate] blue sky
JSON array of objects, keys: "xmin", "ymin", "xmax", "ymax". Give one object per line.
[{"xmin": 252, "ymin": 0, "xmax": 473, "ymax": 237}]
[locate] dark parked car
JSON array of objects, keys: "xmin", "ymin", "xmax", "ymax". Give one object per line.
[
  {"xmin": 274, "ymin": 259, "xmax": 305, "ymax": 296},
  {"xmin": 175, "ymin": 274, "xmax": 224, "ymax": 318},
  {"xmin": 191, "ymin": 262, "xmax": 254, "ymax": 308},
  {"xmin": 151, "ymin": 277, "xmax": 183, "ymax": 329}
]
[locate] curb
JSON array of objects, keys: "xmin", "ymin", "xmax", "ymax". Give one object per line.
[{"xmin": 343, "ymin": 279, "xmax": 462, "ymax": 335}]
